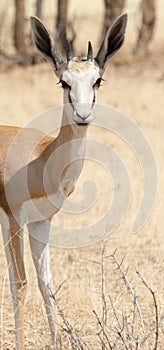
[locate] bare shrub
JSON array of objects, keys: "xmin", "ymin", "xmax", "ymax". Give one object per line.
[{"xmin": 51, "ymin": 240, "xmax": 161, "ymax": 349}]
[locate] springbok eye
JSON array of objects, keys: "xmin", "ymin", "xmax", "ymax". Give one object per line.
[
  {"xmin": 93, "ymin": 78, "xmax": 102, "ymax": 88},
  {"xmin": 60, "ymin": 80, "xmax": 71, "ymax": 89}
]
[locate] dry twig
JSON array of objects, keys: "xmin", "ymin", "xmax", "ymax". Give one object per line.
[
  {"xmin": 51, "ymin": 282, "xmax": 87, "ymax": 350},
  {"xmin": 111, "ymin": 252, "xmax": 145, "ymax": 335},
  {"xmin": 136, "ymin": 271, "xmax": 159, "ymax": 350}
]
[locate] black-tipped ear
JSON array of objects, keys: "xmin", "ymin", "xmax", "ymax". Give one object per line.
[
  {"xmin": 95, "ymin": 14, "xmax": 127, "ymax": 72},
  {"xmin": 30, "ymin": 16, "xmax": 64, "ymax": 76}
]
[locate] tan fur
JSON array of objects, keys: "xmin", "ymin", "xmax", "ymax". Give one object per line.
[
  {"xmin": 66, "ymin": 59, "xmax": 100, "ymax": 73},
  {"xmin": 0, "ymin": 126, "xmax": 52, "ymax": 209}
]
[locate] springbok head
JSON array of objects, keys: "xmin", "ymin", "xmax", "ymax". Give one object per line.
[{"xmin": 31, "ymin": 14, "xmax": 127, "ymax": 126}]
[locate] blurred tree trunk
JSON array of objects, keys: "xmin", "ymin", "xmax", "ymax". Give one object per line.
[
  {"xmin": 56, "ymin": 0, "xmax": 68, "ymax": 54},
  {"xmin": 55, "ymin": 0, "xmax": 75, "ymax": 55},
  {"xmin": 36, "ymin": 0, "xmax": 43, "ymax": 19},
  {"xmin": 14, "ymin": 0, "xmax": 26, "ymax": 54},
  {"xmin": 101, "ymin": 0, "xmax": 125, "ymax": 41},
  {"xmin": 135, "ymin": 0, "xmax": 156, "ymax": 56}
]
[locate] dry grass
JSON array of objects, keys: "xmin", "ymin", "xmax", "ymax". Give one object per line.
[{"xmin": 0, "ymin": 229, "xmax": 164, "ymax": 349}]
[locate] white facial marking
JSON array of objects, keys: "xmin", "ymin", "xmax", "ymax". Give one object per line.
[{"xmin": 62, "ymin": 61, "xmax": 101, "ymax": 125}]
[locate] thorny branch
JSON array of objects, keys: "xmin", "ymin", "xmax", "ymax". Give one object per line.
[
  {"xmin": 111, "ymin": 252, "xmax": 145, "ymax": 335},
  {"xmin": 51, "ymin": 282, "xmax": 87, "ymax": 350},
  {"xmin": 136, "ymin": 271, "xmax": 159, "ymax": 350},
  {"xmin": 93, "ymin": 309, "xmax": 113, "ymax": 350}
]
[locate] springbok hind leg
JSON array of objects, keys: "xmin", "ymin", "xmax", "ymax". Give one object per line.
[
  {"xmin": 27, "ymin": 220, "xmax": 56, "ymax": 348},
  {"xmin": 2, "ymin": 216, "xmax": 27, "ymax": 350}
]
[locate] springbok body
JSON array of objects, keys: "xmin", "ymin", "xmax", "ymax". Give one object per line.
[{"xmin": 1, "ymin": 14, "xmax": 127, "ymax": 349}]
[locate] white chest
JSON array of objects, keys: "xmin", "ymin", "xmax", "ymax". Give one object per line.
[{"xmin": 22, "ymin": 177, "xmax": 75, "ymax": 224}]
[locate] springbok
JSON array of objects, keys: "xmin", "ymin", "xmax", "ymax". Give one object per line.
[{"xmin": 1, "ymin": 14, "xmax": 127, "ymax": 349}]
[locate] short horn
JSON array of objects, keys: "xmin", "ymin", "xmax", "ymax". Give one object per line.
[
  {"xmin": 87, "ymin": 41, "xmax": 93, "ymax": 61},
  {"xmin": 66, "ymin": 41, "xmax": 72, "ymax": 62}
]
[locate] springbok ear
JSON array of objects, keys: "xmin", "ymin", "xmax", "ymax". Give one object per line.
[
  {"xmin": 95, "ymin": 14, "xmax": 127, "ymax": 72},
  {"xmin": 30, "ymin": 16, "xmax": 64, "ymax": 77}
]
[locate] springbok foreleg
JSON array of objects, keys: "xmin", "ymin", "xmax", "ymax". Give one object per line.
[
  {"xmin": 2, "ymin": 215, "xmax": 27, "ymax": 350},
  {"xmin": 27, "ymin": 220, "xmax": 56, "ymax": 347}
]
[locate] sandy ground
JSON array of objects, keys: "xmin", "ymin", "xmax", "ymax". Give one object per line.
[{"xmin": 0, "ymin": 1, "xmax": 164, "ymax": 349}]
